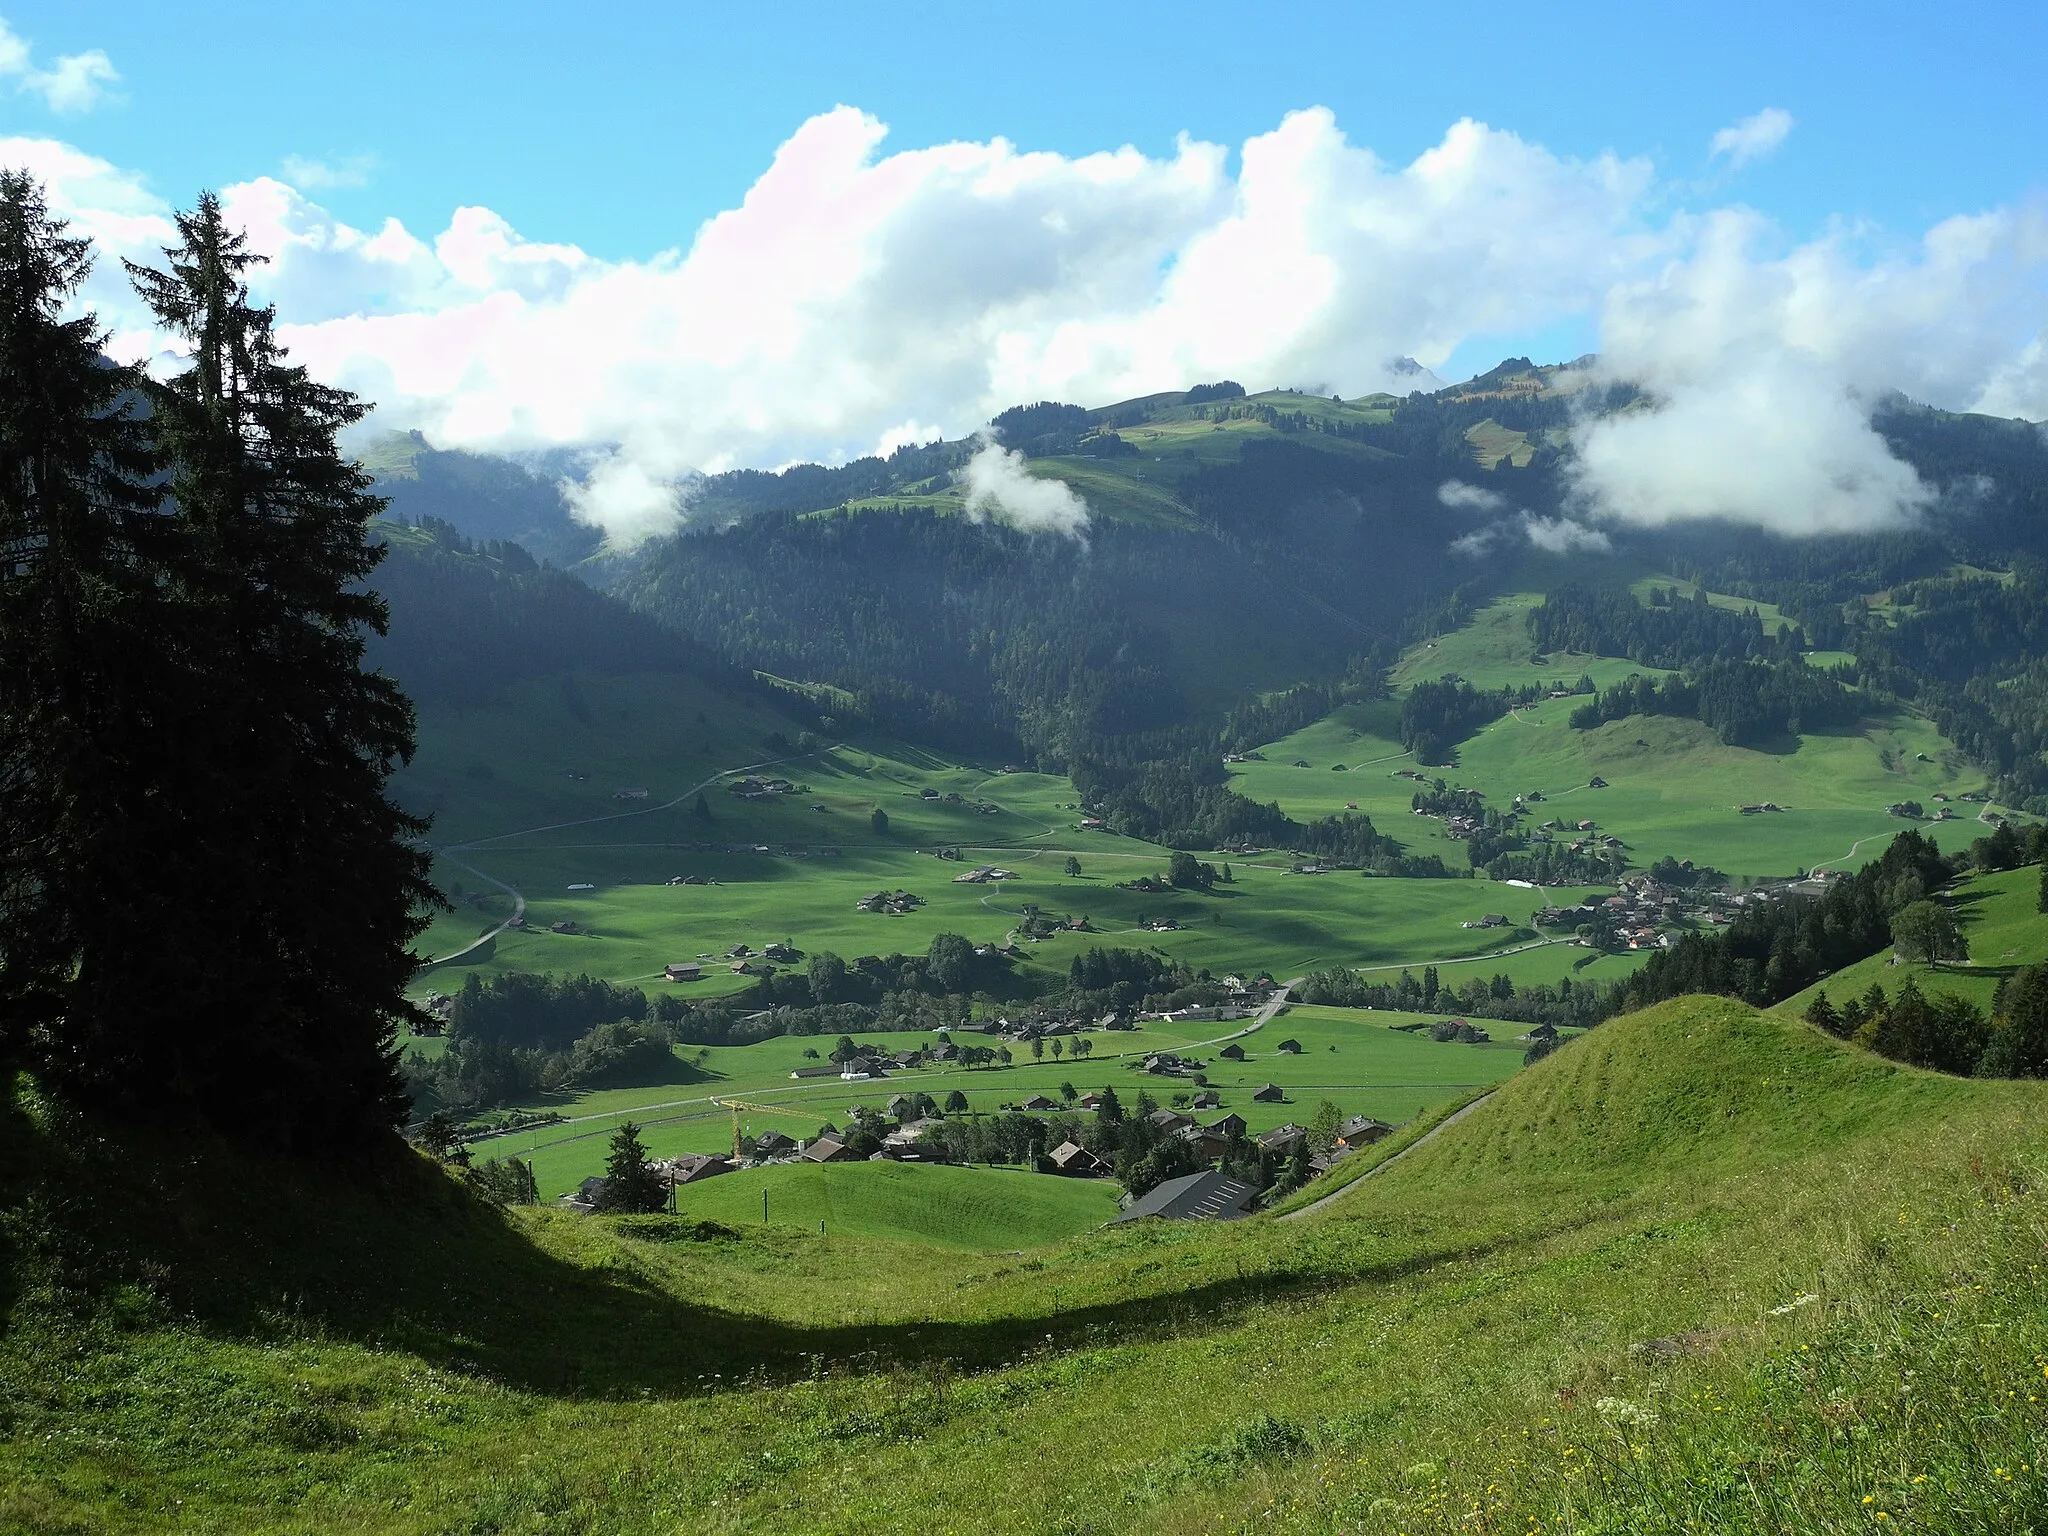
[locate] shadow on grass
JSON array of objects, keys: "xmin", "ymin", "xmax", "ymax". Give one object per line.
[{"xmin": 0, "ymin": 1085, "xmax": 1519, "ymax": 1403}]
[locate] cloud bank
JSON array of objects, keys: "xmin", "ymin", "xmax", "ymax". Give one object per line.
[{"xmin": 14, "ymin": 102, "xmax": 2048, "ymax": 544}]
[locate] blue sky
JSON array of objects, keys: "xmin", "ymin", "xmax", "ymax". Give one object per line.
[
  {"xmin": 3, "ymin": 2, "xmax": 2046, "ymax": 542},
  {"xmin": 10, "ymin": 1, "xmax": 2044, "ymax": 263}
]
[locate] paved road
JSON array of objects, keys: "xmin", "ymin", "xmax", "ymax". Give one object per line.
[
  {"xmin": 1276, "ymin": 1089, "xmax": 1496, "ymax": 1222},
  {"xmin": 428, "ymin": 858, "xmax": 528, "ymax": 967}
]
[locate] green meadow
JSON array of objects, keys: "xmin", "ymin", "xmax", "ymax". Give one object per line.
[
  {"xmin": 474, "ymin": 1002, "xmax": 1536, "ymax": 1198},
  {"xmin": 1391, "ymin": 590, "xmax": 1670, "ymax": 694},
  {"xmin": 667, "ymin": 1161, "xmax": 1121, "ymax": 1246}
]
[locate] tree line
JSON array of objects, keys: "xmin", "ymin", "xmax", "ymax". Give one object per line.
[{"xmin": 1567, "ymin": 659, "xmax": 1858, "ymax": 747}]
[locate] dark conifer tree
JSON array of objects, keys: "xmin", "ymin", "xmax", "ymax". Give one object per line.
[
  {"xmin": 59, "ymin": 192, "xmax": 441, "ymax": 1148},
  {"xmin": 0, "ymin": 173, "xmax": 162, "ymax": 1068}
]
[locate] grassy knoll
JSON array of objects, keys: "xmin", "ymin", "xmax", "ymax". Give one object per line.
[
  {"xmin": 1391, "ymin": 591, "xmax": 1665, "ymax": 694},
  {"xmin": 668, "ymin": 1161, "xmax": 1120, "ymax": 1247},
  {"xmin": 10, "ymin": 998, "xmax": 2048, "ymax": 1532},
  {"xmin": 1775, "ymin": 861, "xmax": 2048, "ymax": 1020}
]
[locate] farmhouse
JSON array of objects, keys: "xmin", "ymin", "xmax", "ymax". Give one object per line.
[
  {"xmin": 1252, "ymin": 1083, "xmax": 1285, "ymax": 1103},
  {"xmin": 1219, "ymin": 1043, "xmax": 1247, "ymax": 1062},
  {"xmin": 1177, "ymin": 1125, "xmax": 1231, "ymax": 1160},
  {"xmin": 882, "ymin": 1120, "xmax": 946, "ymax": 1160},
  {"xmin": 1048, "ymin": 1141, "xmax": 1106, "ymax": 1177},
  {"xmin": 1146, "ymin": 1107, "xmax": 1195, "ymax": 1135},
  {"xmin": 754, "ymin": 1131, "xmax": 796, "ymax": 1157},
  {"xmin": 1275, "ymin": 1038, "xmax": 1302, "ymax": 1055},
  {"xmin": 1191, "ymin": 1089, "xmax": 1221, "ymax": 1110},
  {"xmin": 1335, "ymin": 1115, "xmax": 1394, "ymax": 1149},
  {"xmin": 1020, "ymin": 1094, "xmax": 1058, "ymax": 1111},
  {"xmin": 1114, "ymin": 1169, "xmax": 1259, "ymax": 1224},
  {"xmin": 1258, "ymin": 1123, "xmax": 1308, "ymax": 1156},
  {"xmin": 668, "ymin": 1153, "xmax": 736, "ymax": 1185},
  {"xmin": 663, "ymin": 962, "xmax": 702, "ymax": 982},
  {"xmin": 1207, "ymin": 1112, "xmax": 1248, "ymax": 1139},
  {"xmin": 801, "ymin": 1134, "xmax": 859, "ymax": 1163}
]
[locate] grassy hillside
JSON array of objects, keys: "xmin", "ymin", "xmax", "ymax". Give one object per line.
[
  {"xmin": 1245, "ymin": 590, "xmax": 2010, "ymax": 881},
  {"xmin": 1774, "ymin": 861, "xmax": 2048, "ymax": 1020},
  {"xmin": 10, "ymin": 997, "xmax": 2048, "ymax": 1532}
]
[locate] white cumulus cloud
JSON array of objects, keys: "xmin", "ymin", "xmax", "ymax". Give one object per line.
[
  {"xmin": 0, "ymin": 18, "xmax": 119, "ymax": 113},
  {"xmin": 206, "ymin": 105, "xmax": 1657, "ymax": 539},
  {"xmin": 1710, "ymin": 108, "xmax": 1794, "ymax": 167},
  {"xmin": 11, "ymin": 100, "xmax": 2048, "ymax": 546},
  {"xmin": 957, "ymin": 435, "xmax": 1091, "ymax": 539},
  {"xmin": 1569, "ymin": 204, "xmax": 2048, "ymax": 533}
]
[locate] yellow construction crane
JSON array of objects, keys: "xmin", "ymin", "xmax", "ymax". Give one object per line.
[{"xmin": 712, "ymin": 1096, "xmax": 829, "ymax": 1159}]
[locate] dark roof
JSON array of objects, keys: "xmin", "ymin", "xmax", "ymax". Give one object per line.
[
  {"xmin": 1113, "ymin": 1169, "xmax": 1259, "ymax": 1224},
  {"xmin": 1252, "ymin": 1083, "xmax": 1284, "ymax": 1101}
]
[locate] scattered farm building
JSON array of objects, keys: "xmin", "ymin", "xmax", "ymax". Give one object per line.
[
  {"xmin": 1114, "ymin": 1169, "xmax": 1259, "ymax": 1223},
  {"xmin": 1335, "ymin": 1116, "xmax": 1394, "ymax": 1149},
  {"xmin": 668, "ymin": 1153, "xmax": 735, "ymax": 1185},
  {"xmin": 802, "ymin": 1134, "xmax": 859, "ymax": 1163},
  {"xmin": 1048, "ymin": 1141, "xmax": 1106, "ymax": 1177},
  {"xmin": 1259, "ymin": 1123, "xmax": 1308, "ymax": 1156}
]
